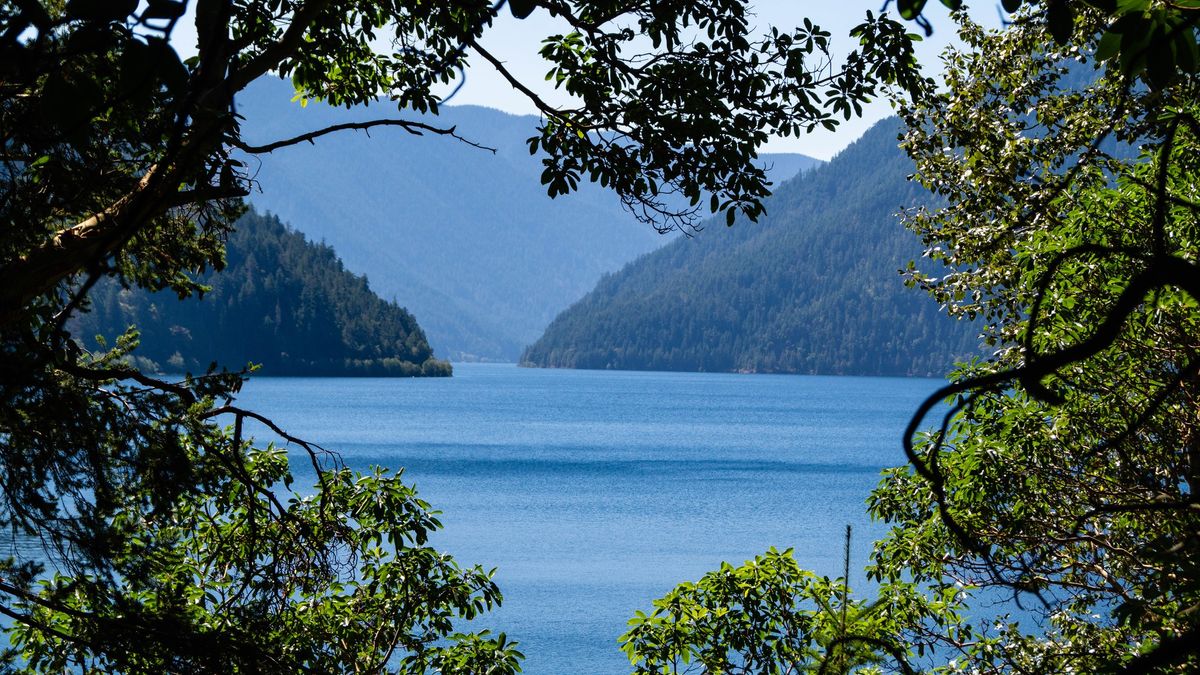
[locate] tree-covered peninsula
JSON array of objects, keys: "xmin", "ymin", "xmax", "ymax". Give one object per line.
[
  {"xmin": 522, "ymin": 118, "xmax": 980, "ymax": 376},
  {"xmin": 75, "ymin": 209, "xmax": 451, "ymax": 377}
]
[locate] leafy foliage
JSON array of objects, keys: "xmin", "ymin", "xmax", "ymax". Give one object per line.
[
  {"xmin": 0, "ymin": 347, "xmax": 513, "ymax": 671},
  {"xmin": 621, "ymin": 548, "xmax": 960, "ymax": 675},
  {"xmin": 896, "ymin": 0, "xmax": 1199, "ymax": 91},
  {"xmin": 76, "ymin": 208, "xmax": 452, "ymax": 377},
  {"xmin": 503, "ymin": 3, "xmax": 927, "ymax": 231},
  {"xmin": 521, "ymin": 119, "xmax": 980, "ymax": 376},
  {"xmin": 878, "ymin": 6, "xmax": 1200, "ymax": 671},
  {"xmin": 8, "ymin": 453, "xmax": 509, "ymax": 672},
  {"xmin": 0, "ymin": 0, "xmax": 930, "ymax": 668}
]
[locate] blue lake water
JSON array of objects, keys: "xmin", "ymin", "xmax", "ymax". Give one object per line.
[{"xmin": 236, "ymin": 363, "xmax": 943, "ymax": 674}]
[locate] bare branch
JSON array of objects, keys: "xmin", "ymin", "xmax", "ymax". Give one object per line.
[
  {"xmin": 234, "ymin": 119, "xmax": 496, "ymax": 154},
  {"xmin": 467, "ymin": 37, "xmax": 576, "ymax": 121}
]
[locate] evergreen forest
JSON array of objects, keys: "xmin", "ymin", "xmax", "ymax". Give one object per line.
[
  {"xmin": 75, "ymin": 209, "xmax": 452, "ymax": 377},
  {"xmin": 522, "ymin": 119, "xmax": 980, "ymax": 376}
]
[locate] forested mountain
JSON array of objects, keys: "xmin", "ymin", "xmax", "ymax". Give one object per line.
[
  {"xmin": 521, "ymin": 118, "xmax": 981, "ymax": 377},
  {"xmin": 236, "ymin": 77, "xmax": 819, "ymax": 361},
  {"xmin": 76, "ymin": 210, "xmax": 451, "ymax": 377}
]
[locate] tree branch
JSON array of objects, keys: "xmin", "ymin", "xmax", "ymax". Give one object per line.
[
  {"xmin": 1111, "ymin": 624, "xmax": 1200, "ymax": 675},
  {"xmin": 234, "ymin": 119, "xmax": 496, "ymax": 154},
  {"xmin": 225, "ymin": 0, "xmax": 335, "ymax": 93},
  {"xmin": 900, "ymin": 254, "xmax": 1200, "ymax": 598},
  {"xmin": 467, "ymin": 37, "xmax": 575, "ymax": 121}
]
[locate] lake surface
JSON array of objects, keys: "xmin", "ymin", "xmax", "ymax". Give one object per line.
[{"xmin": 237, "ymin": 364, "xmax": 943, "ymax": 674}]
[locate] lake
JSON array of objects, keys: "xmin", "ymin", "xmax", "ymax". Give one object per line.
[{"xmin": 237, "ymin": 363, "xmax": 943, "ymax": 674}]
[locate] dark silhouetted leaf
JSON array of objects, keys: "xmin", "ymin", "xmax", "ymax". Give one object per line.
[
  {"xmin": 896, "ymin": 0, "xmax": 928, "ymax": 21},
  {"xmin": 145, "ymin": 38, "xmax": 188, "ymax": 94},
  {"xmin": 509, "ymin": 0, "xmax": 536, "ymax": 19},
  {"xmin": 119, "ymin": 39, "xmax": 156, "ymax": 97},
  {"xmin": 142, "ymin": 0, "xmax": 186, "ymax": 21},
  {"xmin": 40, "ymin": 72, "xmax": 101, "ymax": 136},
  {"xmin": 66, "ymin": 0, "xmax": 137, "ymax": 23},
  {"xmin": 1047, "ymin": 0, "xmax": 1074, "ymax": 45}
]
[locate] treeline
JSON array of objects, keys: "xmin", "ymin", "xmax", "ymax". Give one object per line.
[
  {"xmin": 75, "ymin": 209, "xmax": 452, "ymax": 377},
  {"xmin": 521, "ymin": 119, "xmax": 980, "ymax": 377}
]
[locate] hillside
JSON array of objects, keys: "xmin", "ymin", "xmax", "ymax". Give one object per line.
[
  {"xmin": 520, "ymin": 118, "xmax": 980, "ymax": 377},
  {"xmin": 236, "ymin": 77, "xmax": 820, "ymax": 361},
  {"xmin": 75, "ymin": 209, "xmax": 451, "ymax": 377}
]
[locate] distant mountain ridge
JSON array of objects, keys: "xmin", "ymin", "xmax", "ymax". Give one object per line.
[
  {"xmin": 520, "ymin": 118, "xmax": 981, "ymax": 377},
  {"xmin": 76, "ymin": 210, "xmax": 451, "ymax": 377},
  {"xmin": 236, "ymin": 77, "xmax": 820, "ymax": 361}
]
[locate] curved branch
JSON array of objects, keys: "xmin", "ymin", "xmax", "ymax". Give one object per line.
[
  {"xmin": 234, "ymin": 119, "xmax": 496, "ymax": 154},
  {"xmin": 53, "ymin": 359, "xmax": 202, "ymax": 404},
  {"xmin": 1020, "ymin": 243, "xmax": 1146, "ymax": 367},
  {"xmin": 466, "ymin": 37, "xmax": 575, "ymax": 121},
  {"xmin": 1111, "ymin": 623, "xmax": 1200, "ymax": 675},
  {"xmin": 201, "ymin": 403, "xmax": 342, "ymax": 520},
  {"xmin": 904, "ymin": 256, "xmax": 1200, "ymax": 560}
]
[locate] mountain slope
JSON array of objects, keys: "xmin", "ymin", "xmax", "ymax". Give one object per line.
[
  {"xmin": 236, "ymin": 77, "xmax": 820, "ymax": 360},
  {"xmin": 76, "ymin": 209, "xmax": 451, "ymax": 377},
  {"xmin": 520, "ymin": 118, "xmax": 980, "ymax": 377}
]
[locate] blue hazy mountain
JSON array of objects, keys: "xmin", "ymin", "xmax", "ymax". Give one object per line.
[
  {"xmin": 520, "ymin": 118, "xmax": 981, "ymax": 376},
  {"xmin": 236, "ymin": 77, "xmax": 820, "ymax": 361}
]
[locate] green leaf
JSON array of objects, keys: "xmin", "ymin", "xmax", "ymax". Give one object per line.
[
  {"xmin": 1115, "ymin": 0, "xmax": 1151, "ymax": 11},
  {"xmin": 1094, "ymin": 30, "xmax": 1121, "ymax": 62},
  {"xmin": 896, "ymin": 0, "xmax": 928, "ymax": 20},
  {"xmin": 1118, "ymin": 21, "xmax": 1152, "ymax": 77}
]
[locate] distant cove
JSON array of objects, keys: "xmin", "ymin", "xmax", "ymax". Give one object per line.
[{"xmin": 237, "ymin": 363, "xmax": 943, "ymax": 674}]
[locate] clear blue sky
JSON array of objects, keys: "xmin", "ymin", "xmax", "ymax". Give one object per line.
[{"xmin": 176, "ymin": 2, "xmax": 999, "ymax": 160}]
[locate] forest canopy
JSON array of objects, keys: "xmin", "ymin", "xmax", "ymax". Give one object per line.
[
  {"xmin": 76, "ymin": 208, "xmax": 452, "ymax": 377},
  {"xmin": 521, "ymin": 117, "xmax": 981, "ymax": 377}
]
